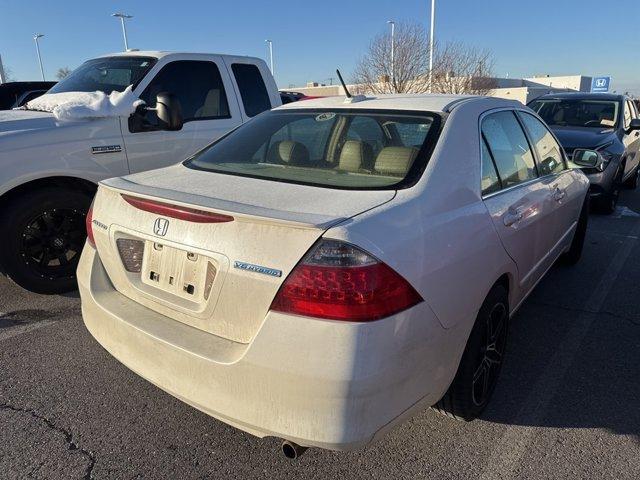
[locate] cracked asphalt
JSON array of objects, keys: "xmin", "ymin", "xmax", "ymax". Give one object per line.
[{"xmin": 1, "ymin": 189, "xmax": 640, "ymax": 479}]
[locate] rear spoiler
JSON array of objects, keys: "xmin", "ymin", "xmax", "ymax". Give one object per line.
[{"xmin": 101, "ymin": 177, "xmax": 345, "ymax": 230}]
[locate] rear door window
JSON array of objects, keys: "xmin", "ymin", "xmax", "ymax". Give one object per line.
[
  {"xmin": 231, "ymin": 63, "xmax": 272, "ymax": 117},
  {"xmin": 482, "ymin": 111, "xmax": 538, "ymax": 188},
  {"xmin": 481, "ymin": 138, "xmax": 502, "ymax": 196}
]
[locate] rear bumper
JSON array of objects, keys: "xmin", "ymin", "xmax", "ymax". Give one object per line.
[{"xmin": 78, "ymin": 245, "xmax": 460, "ymax": 451}]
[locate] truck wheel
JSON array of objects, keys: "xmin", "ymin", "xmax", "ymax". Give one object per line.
[
  {"xmin": 0, "ymin": 188, "xmax": 92, "ymax": 294},
  {"xmin": 433, "ymin": 285, "xmax": 509, "ymax": 421},
  {"xmin": 560, "ymin": 194, "xmax": 589, "ymax": 266}
]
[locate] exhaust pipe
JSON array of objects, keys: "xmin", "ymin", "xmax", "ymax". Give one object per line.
[{"xmin": 281, "ymin": 440, "xmax": 308, "ymax": 459}]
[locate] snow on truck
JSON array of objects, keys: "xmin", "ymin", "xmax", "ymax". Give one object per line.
[{"xmin": 0, "ymin": 51, "xmax": 281, "ymax": 294}]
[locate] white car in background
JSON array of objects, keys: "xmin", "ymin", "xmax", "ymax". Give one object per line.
[{"xmin": 79, "ymin": 94, "xmax": 590, "ymax": 456}]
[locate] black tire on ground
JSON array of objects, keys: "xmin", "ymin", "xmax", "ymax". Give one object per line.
[
  {"xmin": 0, "ymin": 187, "xmax": 92, "ymax": 294},
  {"xmin": 433, "ymin": 284, "xmax": 509, "ymax": 421},
  {"xmin": 560, "ymin": 194, "xmax": 590, "ymax": 266},
  {"xmin": 623, "ymin": 167, "xmax": 639, "ymax": 190},
  {"xmin": 597, "ymin": 168, "xmax": 622, "ymax": 215}
]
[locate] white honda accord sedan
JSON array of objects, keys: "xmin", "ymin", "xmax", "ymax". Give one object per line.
[{"xmin": 78, "ymin": 94, "xmax": 590, "ymax": 455}]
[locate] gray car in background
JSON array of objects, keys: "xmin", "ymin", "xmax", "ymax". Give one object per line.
[{"xmin": 529, "ymin": 93, "xmax": 640, "ymax": 213}]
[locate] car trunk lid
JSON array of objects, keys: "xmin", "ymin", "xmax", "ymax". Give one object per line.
[{"xmin": 91, "ymin": 165, "xmax": 395, "ymax": 344}]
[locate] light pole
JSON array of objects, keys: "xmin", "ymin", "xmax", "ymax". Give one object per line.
[
  {"xmin": 33, "ymin": 34, "xmax": 45, "ymax": 81},
  {"xmin": 428, "ymin": 0, "xmax": 435, "ymax": 93},
  {"xmin": 265, "ymin": 39, "xmax": 274, "ymax": 77},
  {"xmin": 112, "ymin": 13, "xmax": 133, "ymax": 51},
  {"xmin": 387, "ymin": 21, "xmax": 395, "ymax": 87}
]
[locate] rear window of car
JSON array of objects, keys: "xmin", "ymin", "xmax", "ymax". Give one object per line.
[
  {"xmin": 231, "ymin": 63, "xmax": 272, "ymax": 117},
  {"xmin": 185, "ymin": 110, "xmax": 441, "ymax": 189}
]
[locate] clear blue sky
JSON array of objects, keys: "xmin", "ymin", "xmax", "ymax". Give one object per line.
[{"xmin": 1, "ymin": 0, "xmax": 639, "ymax": 94}]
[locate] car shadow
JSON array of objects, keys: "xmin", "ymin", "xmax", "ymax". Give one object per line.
[{"xmin": 481, "ymin": 207, "xmax": 640, "ymax": 441}]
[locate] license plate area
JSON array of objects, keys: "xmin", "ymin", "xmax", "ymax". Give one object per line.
[{"xmin": 140, "ymin": 241, "xmax": 215, "ymax": 304}]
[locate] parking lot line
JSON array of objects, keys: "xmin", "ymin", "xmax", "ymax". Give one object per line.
[
  {"xmin": 0, "ymin": 320, "xmax": 56, "ymax": 342},
  {"xmin": 479, "ymin": 220, "xmax": 640, "ymax": 480}
]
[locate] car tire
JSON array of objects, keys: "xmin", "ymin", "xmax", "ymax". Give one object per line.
[
  {"xmin": 433, "ymin": 284, "xmax": 509, "ymax": 421},
  {"xmin": 623, "ymin": 167, "xmax": 639, "ymax": 190},
  {"xmin": 0, "ymin": 187, "xmax": 92, "ymax": 294},
  {"xmin": 597, "ymin": 167, "xmax": 622, "ymax": 215},
  {"xmin": 559, "ymin": 194, "xmax": 589, "ymax": 266}
]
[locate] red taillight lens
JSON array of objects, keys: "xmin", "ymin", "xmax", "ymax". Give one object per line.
[
  {"xmin": 270, "ymin": 240, "xmax": 422, "ymax": 321},
  {"xmin": 122, "ymin": 195, "xmax": 234, "ymax": 223},
  {"xmin": 86, "ymin": 204, "xmax": 95, "ymax": 247}
]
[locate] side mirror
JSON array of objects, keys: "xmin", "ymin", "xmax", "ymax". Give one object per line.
[
  {"xmin": 156, "ymin": 92, "xmax": 183, "ymax": 131},
  {"xmin": 572, "ymin": 149, "xmax": 604, "ymax": 171},
  {"xmin": 628, "ymin": 118, "xmax": 640, "ymax": 132}
]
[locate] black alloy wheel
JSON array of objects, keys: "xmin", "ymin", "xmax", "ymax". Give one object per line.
[
  {"xmin": 0, "ymin": 187, "xmax": 92, "ymax": 294},
  {"xmin": 19, "ymin": 208, "xmax": 86, "ymax": 281},
  {"xmin": 471, "ymin": 302, "xmax": 508, "ymax": 407},
  {"xmin": 433, "ymin": 285, "xmax": 509, "ymax": 420}
]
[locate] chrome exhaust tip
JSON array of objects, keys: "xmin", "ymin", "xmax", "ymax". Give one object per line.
[{"xmin": 281, "ymin": 440, "xmax": 308, "ymax": 459}]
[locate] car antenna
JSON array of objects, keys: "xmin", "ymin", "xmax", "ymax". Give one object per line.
[
  {"xmin": 336, "ymin": 69, "xmax": 352, "ymax": 98},
  {"xmin": 336, "ymin": 69, "xmax": 367, "ymax": 104}
]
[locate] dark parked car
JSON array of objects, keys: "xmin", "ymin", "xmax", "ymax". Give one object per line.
[
  {"xmin": 529, "ymin": 93, "xmax": 640, "ymax": 213},
  {"xmin": 0, "ymin": 81, "xmax": 56, "ymax": 110},
  {"xmin": 279, "ymin": 90, "xmax": 323, "ymax": 105}
]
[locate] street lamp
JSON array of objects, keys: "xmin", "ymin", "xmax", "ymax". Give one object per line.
[
  {"xmin": 428, "ymin": 0, "xmax": 435, "ymax": 93},
  {"xmin": 112, "ymin": 12, "xmax": 133, "ymax": 51},
  {"xmin": 387, "ymin": 21, "xmax": 395, "ymax": 86},
  {"xmin": 33, "ymin": 34, "xmax": 45, "ymax": 81},
  {"xmin": 265, "ymin": 39, "xmax": 274, "ymax": 77}
]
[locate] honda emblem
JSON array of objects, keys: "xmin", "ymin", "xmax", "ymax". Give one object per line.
[{"xmin": 153, "ymin": 218, "xmax": 169, "ymax": 237}]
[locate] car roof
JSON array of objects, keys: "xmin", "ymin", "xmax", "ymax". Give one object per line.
[
  {"xmin": 533, "ymin": 92, "xmax": 626, "ymax": 102},
  {"xmin": 97, "ymin": 50, "xmax": 260, "ymax": 61},
  {"xmin": 276, "ymin": 94, "xmax": 521, "ymax": 113}
]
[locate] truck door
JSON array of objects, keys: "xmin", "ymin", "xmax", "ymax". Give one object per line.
[{"xmin": 122, "ymin": 57, "xmax": 243, "ymax": 174}]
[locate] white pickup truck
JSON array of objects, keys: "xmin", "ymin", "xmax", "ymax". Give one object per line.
[{"xmin": 0, "ymin": 51, "xmax": 281, "ymax": 294}]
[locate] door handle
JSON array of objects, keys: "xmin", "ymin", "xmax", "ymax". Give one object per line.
[
  {"xmin": 552, "ymin": 187, "xmax": 566, "ymax": 202},
  {"xmin": 503, "ymin": 208, "xmax": 525, "ymax": 227}
]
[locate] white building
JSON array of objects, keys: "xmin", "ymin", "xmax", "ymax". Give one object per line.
[{"xmin": 287, "ymin": 75, "xmax": 593, "ymax": 105}]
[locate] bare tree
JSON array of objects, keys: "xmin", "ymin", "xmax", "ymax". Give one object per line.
[
  {"xmin": 430, "ymin": 42, "xmax": 496, "ymax": 95},
  {"xmin": 353, "ymin": 22, "xmax": 496, "ymax": 95},
  {"xmin": 56, "ymin": 67, "xmax": 72, "ymax": 80},
  {"xmin": 2, "ymin": 66, "xmax": 16, "ymax": 82},
  {"xmin": 353, "ymin": 22, "xmax": 432, "ymax": 94}
]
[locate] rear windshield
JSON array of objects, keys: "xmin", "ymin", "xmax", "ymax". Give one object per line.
[
  {"xmin": 529, "ymin": 99, "xmax": 620, "ymax": 128},
  {"xmin": 186, "ymin": 109, "xmax": 440, "ymax": 189}
]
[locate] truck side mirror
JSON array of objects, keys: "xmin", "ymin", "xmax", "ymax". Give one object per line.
[{"xmin": 156, "ymin": 92, "xmax": 183, "ymax": 131}]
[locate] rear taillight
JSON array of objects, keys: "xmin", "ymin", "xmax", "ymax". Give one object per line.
[
  {"xmin": 86, "ymin": 204, "xmax": 95, "ymax": 247},
  {"xmin": 122, "ymin": 195, "xmax": 234, "ymax": 223},
  {"xmin": 270, "ymin": 240, "xmax": 422, "ymax": 321}
]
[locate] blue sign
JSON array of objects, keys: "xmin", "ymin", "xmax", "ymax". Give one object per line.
[{"xmin": 591, "ymin": 76, "xmax": 611, "ymax": 93}]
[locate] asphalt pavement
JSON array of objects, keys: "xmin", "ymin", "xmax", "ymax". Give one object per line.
[{"xmin": 1, "ymin": 189, "xmax": 640, "ymax": 479}]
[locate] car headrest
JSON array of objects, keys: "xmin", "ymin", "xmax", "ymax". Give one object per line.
[
  {"xmin": 374, "ymin": 146, "xmax": 419, "ymax": 176},
  {"xmin": 338, "ymin": 141, "xmax": 375, "ymax": 172},
  {"xmin": 267, "ymin": 141, "xmax": 310, "ymax": 166}
]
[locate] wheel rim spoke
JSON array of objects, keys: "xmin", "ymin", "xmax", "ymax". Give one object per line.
[
  {"xmin": 472, "ymin": 301, "xmax": 508, "ymax": 407},
  {"xmin": 19, "ymin": 208, "xmax": 87, "ymax": 279}
]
